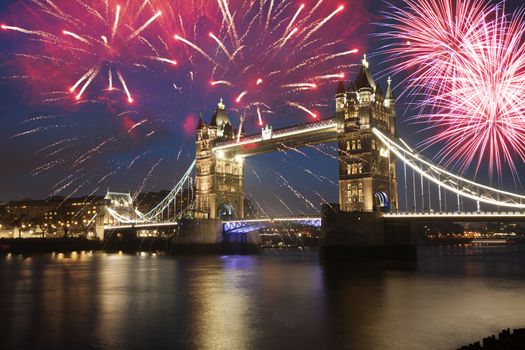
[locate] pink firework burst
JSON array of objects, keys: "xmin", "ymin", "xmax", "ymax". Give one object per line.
[{"xmin": 382, "ymin": 0, "xmax": 525, "ymax": 179}]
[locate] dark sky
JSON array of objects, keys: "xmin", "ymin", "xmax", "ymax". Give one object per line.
[{"xmin": 0, "ymin": 0, "xmax": 523, "ymax": 215}]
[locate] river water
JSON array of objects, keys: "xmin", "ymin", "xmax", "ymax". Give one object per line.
[{"xmin": 1, "ymin": 245, "xmax": 525, "ymax": 350}]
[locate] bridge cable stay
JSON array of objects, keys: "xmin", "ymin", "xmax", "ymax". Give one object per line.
[
  {"xmin": 107, "ymin": 160, "xmax": 196, "ymax": 224},
  {"xmin": 373, "ymin": 128, "xmax": 525, "ymax": 210}
]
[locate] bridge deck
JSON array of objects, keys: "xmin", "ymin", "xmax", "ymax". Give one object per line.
[
  {"xmin": 213, "ymin": 118, "xmax": 337, "ymax": 157},
  {"xmin": 385, "ymin": 211, "xmax": 525, "ymax": 222}
]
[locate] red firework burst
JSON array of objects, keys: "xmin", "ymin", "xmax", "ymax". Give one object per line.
[{"xmin": 1, "ymin": 0, "xmax": 176, "ymax": 104}]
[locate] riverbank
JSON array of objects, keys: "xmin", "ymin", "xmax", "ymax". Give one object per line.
[{"xmin": 0, "ymin": 238, "xmax": 103, "ymax": 254}]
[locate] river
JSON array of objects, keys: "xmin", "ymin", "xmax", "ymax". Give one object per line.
[{"xmin": 1, "ymin": 245, "xmax": 525, "ymax": 349}]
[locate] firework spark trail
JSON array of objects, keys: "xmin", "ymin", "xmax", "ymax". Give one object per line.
[
  {"xmin": 70, "ymin": 68, "xmax": 95, "ymax": 92},
  {"xmin": 247, "ymin": 194, "xmax": 270, "ymax": 217},
  {"xmin": 236, "ymin": 91, "xmax": 248, "ymax": 103},
  {"xmin": 301, "ymin": 167, "xmax": 323, "ymax": 182},
  {"xmin": 175, "ymin": 145, "xmax": 184, "ymax": 160},
  {"xmin": 275, "ymin": 195, "xmax": 294, "ymax": 215},
  {"xmin": 73, "ymin": 137, "xmax": 116, "ymax": 168},
  {"xmin": 209, "ymin": 32, "xmax": 233, "ymax": 59},
  {"xmin": 57, "ymin": 180, "xmax": 90, "ymax": 206},
  {"xmin": 108, "ymin": 69, "xmax": 113, "ymax": 90},
  {"xmin": 285, "ymin": 3, "xmax": 305, "ymax": 34},
  {"xmin": 313, "ymin": 191, "xmax": 328, "ymax": 205},
  {"xmin": 10, "ymin": 125, "xmax": 64, "ymax": 139},
  {"xmin": 307, "ymin": 144, "xmax": 338, "ymax": 160},
  {"xmin": 174, "ymin": 34, "xmax": 218, "ymax": 64},
  {"xmin": 112, "ymin": 4, "xmax": 121, "ymax": 37},
  {"xmin": 133, "ymin": 158, "xmax": 164, "ymax": 200},
  {"xmin": 49, "ymin": 176, "xmax": 76, "ymax": 197},
  {"xmin": 286, "ymin": 102, "xmax": 317, "ymax": 119},
  {"xmin": 76, "ymin": 67, "xmax": 99, "ymax": 100},
  {"xmin": 35, "ymin": 137, "xmax": 78, "ymax": 155},
  {"xmin": 128, "ymin": 119, "xmax": 148, "ymax": 133},
  {"xmin": 1, "ymin": 24, "xmax": 54, "ymax": 39},
  {"xmin": 382, "ymin": 0, "xmax": 525, "ymax": 178},
  {"xmin": 274, "ymin": 172, "xmax": 316, "ymax": 209},
  {"xmin": 279, "ymin": 143, "xmax": 308, "ymax": 157},
  {"xmin": 117, "ymin": 70, "xmax": 133, "ymax": 103},
  {"xmin": 21, "ymin": 114, "xmax": 62, "ymax": 124},
  {"xmin": 62, "ymin": 30, "xmax": 90, "ymax": 44},
  {"xmin": 42, "ymin": 144, "xmax": 75, "ymax": 160},
  {"xmin": 148, "ymin": 56, "xmax": 177, "ymax": 65},
  {"xmin": 32, "ymin": 159, "xmax": 67, "ymax": 175},
  {"xmin": 248, "ymin": 166, "xmax": 262, "ymax": 183},
  {"xmin": 277, "ymin": 27, "xmax": 298, "ymax": 48},
  {"xmin": 127, "ymin": 152, "xmax": 148, "ymax": 170},
  {"xmin": 300, "ymin": 5, "xmax": 344, "ymax": 46},
  {"xmin": 257, "ymin": 106, "xmax": 263, "ymax": 126},
  {"xmin": 281, "ymin": 83, "xmax": 317, "ymax": 89},
  {"xmin": 211, "ymin": 80, "xmax": 233, "ymax": 86},
  {"xmin": 129, "ymin": 10, "xmax": 162, "ymax": 40}
]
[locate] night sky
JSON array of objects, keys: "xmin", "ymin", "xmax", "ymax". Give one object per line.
[{"xmin": 0, "ymin": 0, "xmax": 523, "ymax": 215}]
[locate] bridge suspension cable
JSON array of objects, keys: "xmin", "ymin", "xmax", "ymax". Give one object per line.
[
  {"xmin": 107, "ymin": 160, "xmax": 196, "ymax": 224},
  {"xmin": 373, "ymin": 128, "xmax": 525, "ymax": 210}
]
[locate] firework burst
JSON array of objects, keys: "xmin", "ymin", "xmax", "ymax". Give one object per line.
[
  {"xmin": 381, "ymin": 0, "xmax": 525, "ymax": 179},
  {"xmin": 1, "ymin": 0, "xmax": 176, "ymax": 103},
  {"xmin": 162, "ymin": 0, "xmax": 361, "ymax": 126}
]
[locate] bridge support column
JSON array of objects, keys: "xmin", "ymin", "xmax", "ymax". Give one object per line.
[
  {"xmin": 171, "ymin": 219, "xmax": 259, "ymax": 254},
  {"xmin": 319, "ymin": 204, "xmax": 417, "ymax": 261}
]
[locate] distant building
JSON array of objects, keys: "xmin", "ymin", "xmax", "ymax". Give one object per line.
[{"xmin": 0, "ymin": 196, "xmax": 105, "ymax": 238}]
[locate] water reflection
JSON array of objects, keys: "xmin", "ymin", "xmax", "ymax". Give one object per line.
[{"xmin": 0, "ymin": 246, "xmax": 525, "ymax": 349}]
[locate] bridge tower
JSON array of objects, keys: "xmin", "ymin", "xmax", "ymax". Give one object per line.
[
  {"xmin": 194, "ymin": 99, "xmax": 245, "ymax": 220},
  {"xmin": 336, "ymin": 55, "xmax": 398, "ymax": 212}
]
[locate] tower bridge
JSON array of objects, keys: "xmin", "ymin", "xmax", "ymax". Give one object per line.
[{"xmin": 99, "ymin": 55, "xmax": 525, "ymax": 260}]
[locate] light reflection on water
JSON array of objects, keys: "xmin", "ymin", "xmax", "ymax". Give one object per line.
[{"xmin": 1, "ymin": 246, "xmax": 525, "ymax": 350}]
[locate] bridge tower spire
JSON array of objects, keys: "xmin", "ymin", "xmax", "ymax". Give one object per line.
[{"xmin": 337, "ymin": 56, "xmax": 398, "ymax": 212}]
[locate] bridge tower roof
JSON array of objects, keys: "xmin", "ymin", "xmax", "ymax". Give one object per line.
[
  {"xmin": 385, "ymin": 77, "xmax": 395, "ymax": 100},
  {"xmin": 336, "ymin": 80, "xmax": 346, "ymax": 94},
  {"xmin": 210, "ymin": 98, "xmax": 230, "ymax": 127},
  {"xmin": 355, "ymin": 54, "xmax": 377, "ymax": 91},
  {"xmin": 197, "ymin": 112, "xmax": 204, "ymax": 130}
]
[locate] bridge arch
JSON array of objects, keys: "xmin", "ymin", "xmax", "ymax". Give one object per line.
[{"xmin": 217, "ymin": 203, "xmax": 236, "ymax": 220}]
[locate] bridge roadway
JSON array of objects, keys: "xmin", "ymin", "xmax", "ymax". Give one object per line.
[
  {"xmin": 384, "ymin": 211, "xmax": 525, "ymax": 223},
  {"xmin": 104, "ymin": 217, "xmax": 322, "ymax": 232},
  {"xmin": 104, "ymin": 212, "xmax": 525, "ymax": 232}
]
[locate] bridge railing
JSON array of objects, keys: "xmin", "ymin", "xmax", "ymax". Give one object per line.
[{"xmin": 213, "ymin": 118, "xmax": 336, "ymax": 150}]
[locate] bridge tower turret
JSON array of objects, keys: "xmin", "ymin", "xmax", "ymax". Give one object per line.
[
  {"xmin": 337, "ymin": 55, "xmax": 398, "ymax": 212},
  {"xmin": 335, "ymin": 80, "xmax": 347, "ymax": 129},
  {"xmin": 194, "ymin": 100, "xmax": 244, "ymax": 220}
]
